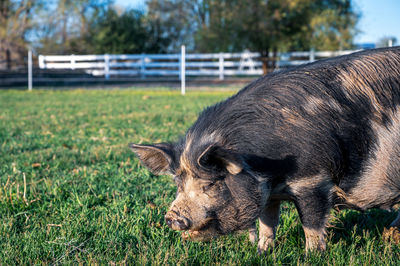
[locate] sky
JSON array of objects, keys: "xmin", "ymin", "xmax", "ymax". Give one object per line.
[
  {"xmin": 353, "ymin": 0, "xmax": 400, "ymax": 44},
  {"xmin": 116, "ymin": 0, "xmax": 400, "ymax": 45}
]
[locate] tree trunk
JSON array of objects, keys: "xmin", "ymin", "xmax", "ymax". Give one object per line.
[
  {"xmin": 261, "ymin": 50, "xmax": 269, "ymax": 74},
  {"xmin": 261, "ymin": 48, "xmax": 278, "ymax": 74},
  {"xmin": 6, "ymin": 48, "xmax": 11, "ymax": 70},
  {"xmin": 271, "ymin": 47, "xmax": 278, "ymax": 70}
]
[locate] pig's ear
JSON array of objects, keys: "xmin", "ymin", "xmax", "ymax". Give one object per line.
[
  {"xmin": 197, "ymin": 145, "xmax": 243, "ymax": 175},
  {"xmin": 129, "ymin": 143, "xmax": 175, "ymax": 175}
]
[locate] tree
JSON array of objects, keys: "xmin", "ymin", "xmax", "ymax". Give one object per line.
[
  {"xmin": 146, "ymin": 0, "xmax": 196, "ymax": 52},
  {"xmin": 147, "ymin": 0, "xmax": 359, "ymax": 72},
  {"xmin": 34, "ymin": 1, "xmax": 171, "ymax": 55},
  {"xmin": 34, "ymin": 0, "xmax": 112, "ymax": 54},
  {"xmin": 86, "ymin": 8, "xmax": 170, "ymax": 54},
  {"xmin": 0, "ymin": 0, "xmax": 40, "ymax": 69},
  {"xmin": 195, "ymin": 0, "xmax": 359, "ymax": 72},
  {"xmin": 307, "ymin": 0, "xmax": 359, "ymax": 51},
  {"xmin": 146, "ymin": 0, "xmax": 204, "ymax": 52}
]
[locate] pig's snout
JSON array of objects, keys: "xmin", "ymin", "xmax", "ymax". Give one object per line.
[{"xmin": 165, "ymin": 211, "xmax": 191, "ymax": 231}]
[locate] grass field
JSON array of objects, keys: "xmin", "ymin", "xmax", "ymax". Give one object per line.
[{"xmin": 1, "ymin": 88, "xmax": 400, "ymax": 265}]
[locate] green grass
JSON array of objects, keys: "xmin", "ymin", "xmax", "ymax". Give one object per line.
[{"xmin": 1, "ymin": 88, "xmax": 399, "ymax": 265}]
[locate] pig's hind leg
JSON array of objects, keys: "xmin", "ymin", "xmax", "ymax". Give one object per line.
[
  {"xmin": 382, "ymin": 211, "xmax": 400, "ymax": 244},
  {"xmin": 390, "ymin": 211, "xmax": 400, "ymax": 227}
]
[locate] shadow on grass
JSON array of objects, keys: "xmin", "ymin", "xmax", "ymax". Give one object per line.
[{"xmin": 329, "ymin": 208, "xmax": 398, "ymax": 246}]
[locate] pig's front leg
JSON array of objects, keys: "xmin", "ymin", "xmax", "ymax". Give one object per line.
[
  {"xmin": 257, "ymin": 200, "xmax": 281, "ymax": 254},
  {"xmin": 248, "ymin": 224, "xmax": 257, "ymax": 243},
  {"xmin": 292, "ymin": 179, "xmax": 333, "ymax": 252}
]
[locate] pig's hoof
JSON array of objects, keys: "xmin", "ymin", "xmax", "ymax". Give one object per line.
[
  {"xmin": 305, "ymin": 240, "xmax": 326, "ymax": 253},
  {"xmin": 304, "ymin": 229, "xmax": 326, "ymax": 252},
  {"xmin": 382, "ymin": 227, "xmax": 400, "ymax": 244},
  {"xmin": 249, "ymin": 228, "xmax": 258, "ymax": 244},
  {"xmin": 181, "ymin": 230, "xmax": 200, "ymax": 240},
  {"xmin": 257, "ymin": 237, "xmax": 274, "ymax": 255}
]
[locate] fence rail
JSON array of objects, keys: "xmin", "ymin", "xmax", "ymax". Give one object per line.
[{"xmin": 38, "ymin": 48, "xmax": 359, "ymax": 81}]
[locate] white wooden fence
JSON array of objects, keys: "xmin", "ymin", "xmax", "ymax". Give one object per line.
[
  {"xmin": 38, "ymin": 50, "xmax": 263, "ymax": 81},
  {"xmin": 38, "ymin": 47, "xmax": 359, "ymax": 81}
]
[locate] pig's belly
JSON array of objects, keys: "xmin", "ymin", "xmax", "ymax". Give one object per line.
[{"xmin": 339, "ymin": 112, "xmax": 400, "ymax": 211}]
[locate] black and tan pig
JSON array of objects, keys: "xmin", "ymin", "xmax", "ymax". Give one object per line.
[{"xmin": 131, "ymin": 47, "xmax": 400, "ymax": 253}]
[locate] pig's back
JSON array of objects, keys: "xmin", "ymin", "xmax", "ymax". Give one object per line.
[{"xmin": 189, "ymin": 47, "xmax": 400, "ymax": 209}]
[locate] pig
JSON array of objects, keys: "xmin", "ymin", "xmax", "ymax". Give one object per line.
[{"xmin": 130, "ymin": 47, "xmax": 400, "ymax": 253}]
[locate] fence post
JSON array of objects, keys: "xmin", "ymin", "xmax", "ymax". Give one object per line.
[
  {"xmin": 38, "ymin": 55, "xmax": 45, "ymax": 69},
  {"xmin": 104, "ymin": 54, "xmax": 110, "ymax": 80},
  {"xmin": 309, "ymin": 48, "xmax": 315, "ymax": 62},
  {"xmin": 71, "ymin": 54, "xmax": 75, "ymax": 70},
  {"xmin": 28, "ymin": 50, "xmax": 32, "ymax": 91},
  {"xmin": 141, "ymin": 53, "xmax": 146, "ymax": 79},
  {"xmin": 219, "ymin": 53, "xmax": 224, "ymax": 80},
  {"xmin": 180, "ymin": 45, "xmax": 186, "ymax": 95}
]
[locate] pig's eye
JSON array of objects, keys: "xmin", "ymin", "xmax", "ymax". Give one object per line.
[{"xmin": 202, "ymin": 182, "xmax": 215, "ymax": 192}]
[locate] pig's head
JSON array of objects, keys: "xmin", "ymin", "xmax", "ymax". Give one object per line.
[{"xmin": 130, "ymin": 137, "xmax": 270, "ymax": 241}]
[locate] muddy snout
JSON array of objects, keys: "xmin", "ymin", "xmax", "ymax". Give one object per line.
[{"xmin": 165, "ymin": 210, "xmax": 191, "ymax": 231}]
